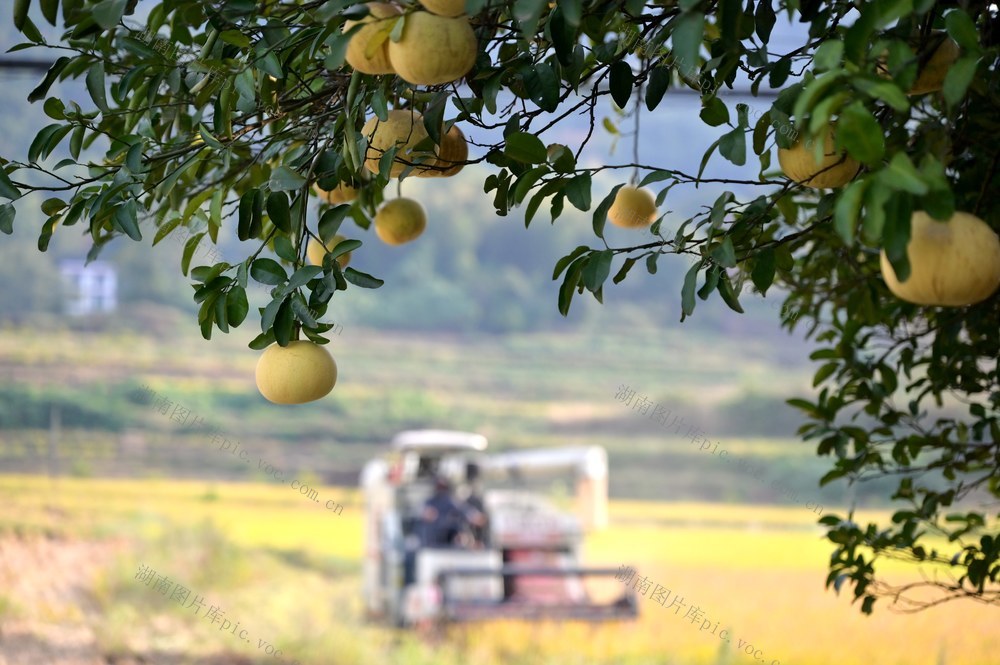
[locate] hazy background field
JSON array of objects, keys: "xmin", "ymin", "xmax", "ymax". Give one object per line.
[{"xmin": 1, "ymin": 10, "xmax": 996, "ymax": 665}]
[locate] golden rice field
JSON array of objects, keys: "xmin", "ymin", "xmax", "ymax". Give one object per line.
[{"xmin": 0, "ymin": 475, "xmax": 996, "ymax": 665}]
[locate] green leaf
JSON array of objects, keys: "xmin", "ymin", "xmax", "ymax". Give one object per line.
[
  {"xmin": 318, "ymin": 205, "xmax": 350, "ymax": 243},
  {"xmin": 226, "ymin": 286, "xmax": 250, "ymax": 328},
  {"xmin": 505, "ymin": 132, "xmax": 548, "ymax": 164},
  {"xmin": 645, "ymin": 67, "xmax": 670, "ymax": 111},
  {"xmin": 834, "ymin": 179, "xmax": 867, "ymax": 245},
  {"xmin": 248, "ymin": 330, "xmax": 276, "ymax": 350},
  {"xmin": 944, "ymin": 10, "xmax": 980, "ymax": 52},
  {"xmin": 837, "ymin": 101, "xmax": 884, "ymax": 165},
  {"xmin": 13, "ymin": 0, "xmax": 30, "ymax": 30},
  {"xmin": 238, "ymin": 189, "xmax": 263, "ymax": 241},
  {"xmin": 329, "ymin": 238, "xmax": 361, "ymax": 261},
  {"xmin": 680, "ymin": 261, "xmax": 700, "ymax": 319},
  {"xmin": 521, "ymin": 61, "xmax": 560, "ymax": 113},
  {"xmin": 882, "ymin": 153, "xmax": 928, "ymax": 195},
  {"xmin": 592, "ymin": 185, "xmax": 622, "ymax": 239},
  {"xmin": 813, "ymin": 362, "xmax": 839, "ymax": 387},
  {"xmin": 582, "ymin": 250, "xmax": 613, "ymax": 292},
  {"xmin": 181, "ymin": 232, "xmax": 204, "ymax": 276},
  {"xmin": 266, "ymin": 191, "xmax": 291, "ymax": 233},
  {"xmin": 553, "ymin": 245, "xmax": 590, "ymax": 280},
  {"xmin": 671, "ymin": 11, "xmax": 704, "ymax": 79},
  {"xmin": 700, "ymin": 96, "xmax": 729, "ymax": 126},
  {"xmin": 273, "ymin": 300, "xmax": 294, "ymax": 346},
  {"xmin": 557, "ymin": 256, "xmax": 585, "ymax": 316},
  {"xmin": 548, "ymin": 5, "xmax": 576, "ymax": 66},
  {"xmin": 28, "ymin": 57, "xmax": 69, "ymax": 103},
  {"xmin": 0, "ymin": 169, "xmax": 22, "ymax": 200},
  {"xmin": 291, "ymin": 296, "xmax": 318, "ymax": 328},
  {"xmin": 565, "ymin": 174, "xmax": 591, "ymax": 211},
  {"xmin": 251, "ymin": 258, "xmax": 287, "ymax": 286},
  {"xmin": 86, "ymin": 62, "xmax": 110, "ymax": 113},
  {"xmin": 286, "ymin": 265, "xmax": 323, "ymax": 290},
  {"xmin": 92, "ymin": 0, "xmax": 127, "ymax": 29},
  {"xmin": 717, "ymin": 274, "xmax": 744, "ymax": 313},
  {"xmin": 718, "ymin": 127, "xmax": 746, "ymax": 166},
  {"xmin": 882, "ymin": 192, "xmax": 913, "ymax": 279},
  {"xmin": 344, "ymin": 267, "xmax": 384, "ymax": 289},
  {"xmin": 152, "ymin": 214, "xmax": 182, "ymax": 246},
  {"xmin": 608, "ymin": 61, "xmax": 634, "ymax": 109},
  {"xmin": 612, "ymin": 257, "xmax": 638, "ymax": 285},
  {"xmin": 709, "ymin": 236, "xmax": 737, "ymax": 268},
  {"xmin": 750, "ymin": 248, "xmax": 775, "ymax": 293},
  {"xmin": 850, "ymin": 79, "xmax": 910, "ymax": 113},
  {"xmin": 113, "ymin": 200, "xmax": 142, "ymax": 241},
  {"xmin": 812, "ymin": 40, "xmax": 844, "ymax": 71},
  {"xmin": 942, "ymin": 56, "xmax": 978, "ymax": 108},
  {"xmin": 270, "ymin": 166, "xmax": 307, "ymax": 191},
  {"xmin": 0, "ymin": 203, "xmax": 14, "ymax": 234},
  {"xmin": 754, "ymin": 0, "xmax": 776, "ymax": 42},
  {"xmin": 273, "ymin": 236, "xmax": 297, "ymax": 262}
]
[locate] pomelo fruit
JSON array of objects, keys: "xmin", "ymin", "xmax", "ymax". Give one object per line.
[
  {"xmin": 362, "ymin": 109, "xmax": 436, "ymax": 177},
  {"xmin": 778, "ymin": 130, "xmax": 860, "ymax": 189},
  {"xmin": 387, "ymin": 12, "xmax": 477, "ymax": 86},
  {"xmin": 255, "ymin": 340, "xmax": 337, "ymax": 404},
  {"xmin": 344, "ymin": 3, "xmax": 402, "ymax": 75},
  {"xmin": 880, "ymin": 211, "xmax": 1000, "ymax": 307},
  {"xmin": 374, "ymin": 197, "xmax": 426, "ymax": 245},
  {"xmin": 608, "ymin": 186, "xmax": 657, "ymax": 228}
]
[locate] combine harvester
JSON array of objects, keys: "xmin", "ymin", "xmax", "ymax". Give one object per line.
[{"xmin": 360, "ymin": 430, "xmax": 639, "ymax": 626}]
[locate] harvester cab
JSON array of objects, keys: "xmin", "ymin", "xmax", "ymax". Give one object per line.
[{"xmin": 360, "ymin": 430, "xmax": 639, "ymax": 626}]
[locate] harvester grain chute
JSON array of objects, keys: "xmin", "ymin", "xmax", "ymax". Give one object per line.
[{"xmin": 360, "ymin": 430, "xmax": 638, "ymax": 626}]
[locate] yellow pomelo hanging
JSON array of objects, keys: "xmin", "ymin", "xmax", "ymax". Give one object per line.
[
  {"xmin": 778, "ymin": 130, "xmax": 860, "ymax": 189},
  {"xmin": 313, "ymin": 182, "xmax": 359, "ymax": 205},
  {"xmin": 255, "ymin": 341, "xmax": 338, "ymax": 405},
  {"xmin": 880, "ymin": 211, "xmax": 1000, "ymax": 307},
  {"xmin": 428, "ymin": 125, "xmax": 468, "ymax": 177},
  {"xmin": 387, "ymin": 12, "xmax": 477, "ymax": 86},
  {"xmin": 375, "ymin": 198, "xmax": 427, "ymax": 245},
  {"xmin": 875, "ymin": 32, "xmax": 960, "ymax": 96},
  {"xmin": 608, "ymin": 186, "xmax": 657, "ymax": 229},
  {"xmin": 307, "ymin": 235, "xmax": 352, "ymax": 269},
  {"xmin": 418, "ymin": 0, "xmax": 467, "ymax": 17},
  {"xmin": 909, "ymin": 37, "xmax": 961, "ymax": 95},
  {"xmin": 362, "ymin": 110, "xmax": 436, "ymax": 177},
  {"xmin": 344, "ymin": 3, "xmax": 402, "ymax": 75}
]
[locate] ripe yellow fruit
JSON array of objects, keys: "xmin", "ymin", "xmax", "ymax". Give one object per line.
[
  {"xmin": 313, "ymin": 182, "xmax": 359, "ymax": 205},
  {"xmin": 880, "ymin": 211, "xmax": 1000, "ymax": 307},
  {"xmin": 375, "ymin": 197, "xmax": 426, "ymax": 245},
  {"xmin": 362, "ymin": 110, "xmax": 436, "ymax": 177},
  {"xmin": 387, "ymin": 12, "xmax": 477, "ymax": 86},
  {"xmin": 428, "ymin": 125, "xmax": 468, "ymax": 177},
  {"xmin": 608, "ymin": 186, "xmax": 657, "ymax": 229},
  {"xmin": 418, "ymin": 0, "xmax": 467, "ymax": 16},
  {"xmin": 909, "ymin": 37, "xmax": 961, "ymax": 95},
  {"xmin": 255, "ymin": 341, "xmax": 338, "ymax": 405},
  {"xmin": 344, "ymin": 3, "xmax": 402, "ymax": 75},
  {"xmin": 307, "ymin": 235, "xmax": 352, "ymax": 269},
  {"xmin": 875, "ymin": 32, "xmax": 960, "ymax": 96},
  {"xmin": 778, "ymin": 130, "xmax": 860, "ymax": 189}
]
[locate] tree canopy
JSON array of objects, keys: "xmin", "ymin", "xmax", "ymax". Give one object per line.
[{"xmin": 2, "ymin": 0, "xmax": 999, "ymax": 613}]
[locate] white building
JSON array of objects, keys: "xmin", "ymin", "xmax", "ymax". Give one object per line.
[{"xmin": 59, "ymin": 260, "xmax": 118, "ymax": 316}]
